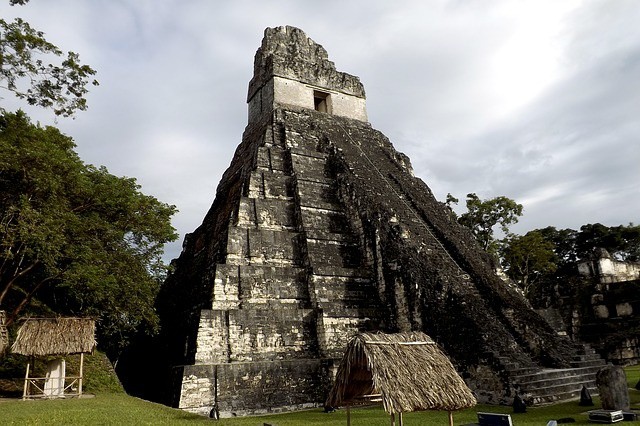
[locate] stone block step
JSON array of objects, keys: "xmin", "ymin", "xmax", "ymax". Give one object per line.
[
  {"xmin": 573, "ymin": 344, "xmax": 598, "ymax": 355},
  {"xmin": 295, "ymin": 180, "xmax": 341, "ymax": 210},
  {"xmin": 570, "ymin": 359, "xmax": 607, "ymax": 368},
  {"xmin": 524, "ymin": 381, "xmax": 595, "ymax": 400},
  {"xmin": 240, "ymin": 300, "xmax": 310, "ymax": 309},
  {"xmin": 290, "ymin": 152, "xmax": 329, "ymax": 183},
  {"xmin": 312, "ymin": 266, "xmax": 369, "ymax": 278},
  {"xmin": 505, "ymin": 367, "xmax": 541, "ymax": 376},
  {"xmin": 496, "ymin": 357, "xmax": 538, "ymax": 372},
  {"xmin": 312, "ymin": 276, "xmax": 374, "ymax": 303},
  {"xmin": 511, "ymin": 366, "xmax": 603, "ymax": 383},
  {"xmin": 300, "ymin": 206, "xmax": 350, "ymax": 233},
  {"xmin": 528, "ymin": 386, "xmax": 599, "ymax": 406},
  {"xmin": 516, "ymin": 373, "xmax": 596, "ymax": 390},
  {"xmin": 318, "ymin": 305, "xmax": 379, "ymax": 319},
  {"xmin": 289, "ymin": 146, "xmax": 326, "ymax": 159},
  {"xmin": 248, "ymin": 170, "xmax": 294, "ymax": 199},
  {"xmin": 256, "ymin": 146, "xmax": 290, "ymax": 172},
  {"xmin": 305, "ymin": 230, "xmax": 354, "ymax": 243},
  {"xmin": 572, "ymin": 353, "xmax": 604, "ymax": 362},
  {"xmin": 306, "ymin": 239, "xmax": 363, "ymax": 268}
]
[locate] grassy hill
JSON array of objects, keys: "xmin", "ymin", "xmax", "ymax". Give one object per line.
[{"xmin": 0, "ymin": 350, "xmax": 123, "ymax": 397}]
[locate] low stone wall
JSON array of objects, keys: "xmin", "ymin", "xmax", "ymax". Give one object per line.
[
  {"xmin": 178, "ymin": 358, "xmax": 334, "ymax": 417},
  {"xmin": 464, "ymin": 364, "xmax": 510, "ymax": 405}
]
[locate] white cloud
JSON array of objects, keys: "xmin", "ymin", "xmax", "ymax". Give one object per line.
[{"xmin": 1, "ymin": 0, "xmax": 638, "ymax": 261}]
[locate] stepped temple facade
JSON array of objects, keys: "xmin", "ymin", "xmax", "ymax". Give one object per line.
[{"xmin": 158, "ymin": 26, "xmax": 605, "ymax": 417}]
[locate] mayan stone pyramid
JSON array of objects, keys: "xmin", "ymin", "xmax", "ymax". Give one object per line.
[{"xmin": 158, "ymin": 26, "xmax": 595, "ymax": 417}]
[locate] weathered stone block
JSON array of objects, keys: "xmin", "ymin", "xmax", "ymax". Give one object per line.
[
  {"xmin": 247, "ymin": 229, "xmax": 299, "ymax": 264},
  {"xmin": 290, "ymin": 153, "xmax": 329, "ymax": 183},
  {"xmin": 211, "ymin": 264, "xmax": 240, "ymax": 309},
  {"xmin": 195, "ymin": 310, "xmax": 229, "ymax": 364},
  {"xmin": 238, "ymin": 265, "xmax": 307, "ymax": 304},
  {"xmin": 226, "ymin": 308, "xmax": 317, "ymax": 361},
  {"xmin": 596, "ymin": 366, "xmax": 630, "ymax": 411},
  {"xmin": 593, "ymin": 305, "xmax": 609, "ymax": 319},
  {"xmin": 226, "ymin": 227, "xmax": 249, "ymax": 261},
  {"xmin": 296, "ymin": 180, "xmax": 339, "ymax": 210},
  {"xmin": 616, "ymin": 302, "xmax": 633, "ymax": 317},
  {"xmin": 267, "ymin": 147, "xmax": 288, "ymax": 171},
  {"xmin": 254, "ymin": 199, "xmax": 296, "ymax": 229},
  {"xmin": 300, "ymin": 206, "xmax": 348, "ymax": 233}
]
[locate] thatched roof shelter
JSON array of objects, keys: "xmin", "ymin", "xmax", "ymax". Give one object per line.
[
  {"xmin": 11, "ymin": 317, "xmax": 96, "ymax": 357},
  {"xmin": 326, "ymin": 332, "xmax": 476, "ymax": 415}
]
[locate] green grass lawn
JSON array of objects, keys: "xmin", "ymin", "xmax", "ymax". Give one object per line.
[{"xmin": 0, "ymin": 369, "xmax": 639, "ymax": 425}]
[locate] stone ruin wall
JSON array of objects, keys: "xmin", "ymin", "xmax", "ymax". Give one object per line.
[
  {"xmin": 248, "ymin": 76, "xmax": 368, "ymax": 124},
  {"xmin": 579, "ymin": 254, "xmax": 640, "ymax": 284},
  {"xmin": 569, "ymin": 253, "xmax": 640, "ymax": 365}
]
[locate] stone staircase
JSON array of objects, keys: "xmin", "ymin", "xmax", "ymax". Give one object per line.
[{"xmin": 510, "ymin": 343, "xmax": 607, "ymax": 405}]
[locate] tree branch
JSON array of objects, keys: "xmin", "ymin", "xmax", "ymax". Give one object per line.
[
  {"xmin": 0, "ymin": 259, "xmax": 40, "ymax": 304},
  {"xmin": 5, "ymin": 274, "xmax": 58, "ymax": 326}
]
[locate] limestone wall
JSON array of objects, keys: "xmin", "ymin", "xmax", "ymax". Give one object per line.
[
  {"xmin": 178, "ymin": 359, "xmax": 331, "ymax": 417},
  {"xmin": 578, "ymin": 256, "xmax": 640, "ymax": 283},
  {"xmin": 248, "ymin": 76, "xmax": 368, "ymax": 124}
]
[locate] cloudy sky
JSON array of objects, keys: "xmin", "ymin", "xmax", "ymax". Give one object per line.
[{"xmin": 2, "ymin": 0, "xmax": 639, "ymax": 261}]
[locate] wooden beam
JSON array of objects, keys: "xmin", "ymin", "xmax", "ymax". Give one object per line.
[
  {"xmin": 22, "ymin": 360, "xmax": 30, "ymax": 400},
  {"xmin": 449, "ymin": 410, "xmax": 454, "ymax": 426},
  {"xmin": 346, "ymin": 404, "xmax": 351, "ymax": 426},
  {"xmin": 78, "ymin": 353, "xmax": 84, "ymax": 397}
]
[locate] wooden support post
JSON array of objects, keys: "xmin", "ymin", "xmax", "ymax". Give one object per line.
[
  {"xmin": 399, "ymin": 411, "xmax": 403, "ymax": 426},
  {"xmin": 78, "ymin": 352, "xmax": 84, "ymax": 397},
  {"xmin": 22, "ymin": 360, "xmax": 30, "ymax": 400},
  {"xmin": 391, "ymin": 412, "xmax": 396, "ymax": 426},
  {"xmin": 448, "ymin": 410, "xmax": 454, "ymax": 426},
  {"xmin": 346, "ymin": 404, "xmax": 351, "ymax": 426}
]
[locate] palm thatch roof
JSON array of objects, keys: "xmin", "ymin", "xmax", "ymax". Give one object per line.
[
  {"xmin": 11, "ymin": 317, "xmax": 96, "ymax": 357},
  {"xmin": 326, "ymin": 332, "xmax": 476, "ymax": 414}
]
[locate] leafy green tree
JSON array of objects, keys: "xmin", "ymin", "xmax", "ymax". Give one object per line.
[
  {"xmin": 515, "ymin": 224, "xmax": 640, "ymax": 307},
  {"xmin": 457, "ymin": 193, "xmax": 523, "ymax": 254},
  {"xmin": 0, "ymin": 111, "xmax": 177, "ymax": 359},
  {"xmin": 500, "ymin": 231, "xmax": 557, "ymax": 297},
  {"xmin": 576, "ymin": 223, "xmax": 640, "ymax": 262},
  {"xmin": 1, "ymin": 0, "xmax": 98, "ymax": 116},
  {"xmin": 444, "ymin": 192, "xmax": 459, "ymax": 211},
  {"xmin": 536, "ymin": 226, "xmax": 578, "ymax": 267}
]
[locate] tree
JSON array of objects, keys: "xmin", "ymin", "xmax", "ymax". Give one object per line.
[
  {"xmin": 1, "ymin": 1, "xmax": 98, "ymax": 116},
  {"xmin": 500, "ymin": 231, "xmax": 557, "ymax": 297},
  {"xmin": 0, "ymin": 111, "xmax": 177, "ymax": 359},
  {"xmin": 457, "ymin": 193, "xmax": 523, "ymax": 254},
  {"xmin": 576, "ymin": 223, "xmax": 640, "ymax": 262},
  {"xmin": 536, "ymin": 226, "xmax": 578, "ymax": 267},
  {"xmin": 512, "ymin": 224, "xmax": 640, "ymax": 307},
  {"xmin": 444, "ymin": 192, "xmax": 459, "ymax": 211}
]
